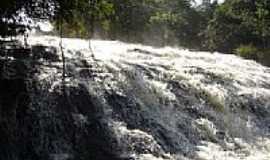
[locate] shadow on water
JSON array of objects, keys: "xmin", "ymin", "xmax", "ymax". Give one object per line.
[{"xmin": 0, "ymin": 44, "xmax": 124, "ymax": 160}]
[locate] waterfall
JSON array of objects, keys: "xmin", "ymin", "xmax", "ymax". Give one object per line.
[{"xmin": 1, "ymin": 35, "xmax": 270, "ymax": 160}]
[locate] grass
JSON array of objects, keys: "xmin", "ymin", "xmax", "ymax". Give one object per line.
[{"xmin": 234, "ymin": 44, "xmax": 259, "ymax": 60}]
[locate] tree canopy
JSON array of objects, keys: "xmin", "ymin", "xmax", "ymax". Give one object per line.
[{"xmin": 1, "ymin": 0, "xmax": 270, "ymax": 65}]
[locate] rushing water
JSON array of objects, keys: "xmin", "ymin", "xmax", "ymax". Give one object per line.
[{"xmin": 2, "ymin": 35, "xmax": 270, "ymax": 160}]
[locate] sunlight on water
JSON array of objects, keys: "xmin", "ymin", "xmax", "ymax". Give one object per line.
[{"xmin": 24, "ymin": 35, "xmax": 270, "ymax": 160}]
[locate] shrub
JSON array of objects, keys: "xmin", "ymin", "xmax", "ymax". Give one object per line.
[
  {"xmin": 234, "ymin": 44, "xmax": 259, "ymax": 60},
  {"xmin": 235, "ymin": 45, "xmax": 270, "ymax": 67}
]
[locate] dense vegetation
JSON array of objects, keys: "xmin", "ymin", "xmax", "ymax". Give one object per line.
[{"xmin": 0, "ymin": 0, "xmax": 270, "ymax": 66}]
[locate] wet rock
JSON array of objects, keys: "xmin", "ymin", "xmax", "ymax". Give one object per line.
[{"xmin": 1, "ymin": 36, "xmax": 270, "ymax": 160}]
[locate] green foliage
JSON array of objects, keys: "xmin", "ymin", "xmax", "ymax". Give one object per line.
[
  {"xmin": 235, "ymin": 45, "xmax": 270, "ymax": 66},
  {"xmin": 54, "ymin": 0, "xmax": 115, "ymax": 38},
  {"xmin": 204, "ymin": 2, "xmax": 249, "ymax": 52},
  {"xmin": 205, "ymin": 0, "xmax": 270, "ymax": 52},
  {"xmin": 0, "ymin": 0, "xmax": 212, "ymax": 48},
  {"xmin": 53, "ymin": 0, "xmax": 205, "ymax": 47},
  {"xmin": 58, "ymin": 19, "xmax": 88, "ymax": 38},
  {"xmin": 0, "ymin": 0, "xmax": 51, "ymax": 37},
  {"xmin": 235, "ymin": 44, "xmax": 259, "ymax": 60},
  {"xmin": 1, "ymin": 0, "xmax": 270, "ymax": 67}
]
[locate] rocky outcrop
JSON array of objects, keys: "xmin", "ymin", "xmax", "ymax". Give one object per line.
[{"xmin": 0, "ymin": 36, "xmax": 270, "ymax": 160}]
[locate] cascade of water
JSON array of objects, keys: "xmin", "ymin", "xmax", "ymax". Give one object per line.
[{"xmin": 1, "ymin": 35, "xmax": 269, "ymax": 160}]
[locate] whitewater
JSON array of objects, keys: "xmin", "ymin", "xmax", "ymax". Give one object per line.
[{"xmin": 2, "ymin": 35, "xmax": 270, "ymax": 160}]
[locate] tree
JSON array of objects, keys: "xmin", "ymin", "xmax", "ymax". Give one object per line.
[
  {"xmin": 205, "ymin": 0, "xmax": 270, "ymax": 53},
  {"xmin": 0, "ymin": 0, "xmax": 53, "ymax": 37},
  {"xmin": 254, "ymin": 0, "xmax": 270, "ymax": 48}
]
